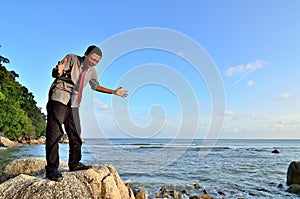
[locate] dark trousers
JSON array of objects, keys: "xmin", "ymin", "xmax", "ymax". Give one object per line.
[{"xmin": 46, "ymin": 100, "xmax": 82, "ymax": 170}]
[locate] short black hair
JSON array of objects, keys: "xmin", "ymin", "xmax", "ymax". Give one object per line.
[{"xmin": 85, "ymin": 45, "xmax": 102, "ymax": 57}]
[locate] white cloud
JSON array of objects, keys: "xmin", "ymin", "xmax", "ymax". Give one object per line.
[
  {"xmin": 221, "ymin": 111, "xmax": 300, "ymax": 138},
  {"xmin": 270, "ymin": 121, "xmax": 288, "ymax": 131},
  {"xmin": 246, "ymin": 80, "xmax": 255, "ymax": 87},
  {"xmin": 270, "ymin": 117, "xmax": 300, "ymax": 132},
  {"xmin": 225, "ymin": 60, "xmax": 266, "ymax": 77},
  {"xmin": 280, "ymin": 93, "xmax": 292, "ymax": 99},
  {"xmin": 94, "ymin": 98, "xmax": 110, "ymax": 110},
  {"xmin": 224, "ymin": 110, "xmax": 236, "ymax": 116}
]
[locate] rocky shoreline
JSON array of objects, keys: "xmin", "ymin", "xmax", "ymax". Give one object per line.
[
  {"xmin": 0, "ymin": 133, "xmax": 69, "ymax": 147},
  {"xmin": 0, "ymin": 158, "xmax": 135, "ymax": 199},
  {"xmin": 1, "ymin": 158, "xmax": 300, "ymax": 199},
  {"xmin": 1, "ymin": 135, "xmax": 300, "ymax": 198},
  {"xmin": 0, "ymin": 158, "xmax": 219, "ymax": 199}
]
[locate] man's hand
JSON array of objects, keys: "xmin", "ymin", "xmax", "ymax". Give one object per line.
[
  {"xmin": 56, "ymin": 59, "xmax": 67, "ymax": 76},
  {"xmin": 114, "ymin": 87, "xmax": 128, "ymax": 98}
]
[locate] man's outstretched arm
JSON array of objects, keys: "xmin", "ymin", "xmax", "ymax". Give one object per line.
[{"xmin": 96, "ymin": 86, "xmax": 128, "ymax": 98}]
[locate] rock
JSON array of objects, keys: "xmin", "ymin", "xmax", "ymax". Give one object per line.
[
  {"xmin": 160, "ymin": 186, "xmax": 167, "ymax": 194},
  {"xmin": 189, "ymin": 194, "xmax": 213, "ymax": 199},
  {"xmin": 59, "ymin": 134, "xmax": 69, "ymax": 144},
  {"xmin": 37, "ymin": 136, "xmax": 46, "ymax": 144},
  {"xmin": 287, "ymin": 161, "xmax": 300, "ymax": 185},
  {"xmin": 18, "ymin": 135, "xmax": 45, "ymax": 145},
  {"xmin": 217, "ymin": 190, "xmax": 225, "ymax": 195},
  {"xmin": 272, "ymin": 149, "xmax": 280, "ymax": 154},
  {"xmin": 194, "ymin": 183, "xmax": 201, "ymax": 189},
  {"xmin": 135, "ymin": 189, "xmax": 147, "ymax": 199},
  {"xmin": 0, "ymin": 158, "xmax": 135, "ymax": 199},
  {"xmin": 256, "ymin": 187, "xmax": 269, "ymax": 192},
  {"xmin": 0, "ymin": 135, "xmax": 18, "ymax": 147},
  {"xmin": 287, "ymin": 184, "xmax": 300, "ymax": 194},
  {"xmin": 23, "ymin": 136, "xmax": 36, "ymax": 144},
  {"xmin": 277, "ymin": 183, "xmax": 284, "ymax": 188},
  {"xmin": 170, "ymin": 190, "xmax": 183, "ymax": 199},
  {"xmin": 0, "ymin": 158, "xmax": 52, "ymax": 184},
  {"xmin": 151, "ymin": 192, "xmax": 171, "ymax": 198},
  {"xmin": 21, "ymin": 139, "xmax": 28, "ymax": 144}
]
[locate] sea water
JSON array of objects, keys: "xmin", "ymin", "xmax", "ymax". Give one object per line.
[{"xmin": 1, "ymin": 139, "xmax": 300, "ymax": 199}]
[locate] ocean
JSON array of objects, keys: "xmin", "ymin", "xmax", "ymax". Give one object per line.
[{"xmin": 1, "ymin": 139, "xmax": 300, "ymax": 199}]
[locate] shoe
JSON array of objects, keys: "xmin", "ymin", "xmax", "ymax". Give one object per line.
[
  {"xmin": 69, "ymin": 162, "xmax": 92, "ymax": 171},
  {"xmin": 46, "ymin": 169, "xmax": 63, "ymax": 181}
]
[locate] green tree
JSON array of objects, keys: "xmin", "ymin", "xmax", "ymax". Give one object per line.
[{"xmin": 0, "ymin": 48, "xmax": 46, "ymax": 140}]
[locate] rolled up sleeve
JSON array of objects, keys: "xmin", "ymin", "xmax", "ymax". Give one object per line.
[{"xmin": 89, "ymin": 69, "xmax": 100, "ymax": 90}]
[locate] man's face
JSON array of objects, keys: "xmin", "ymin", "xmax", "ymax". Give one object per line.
[{"xmin": 85, "ymin": 53, "xmax": 101, "ymax": 68}]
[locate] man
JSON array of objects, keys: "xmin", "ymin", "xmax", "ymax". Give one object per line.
[{"xmin": 46, "ymin": 45, "xmax": 127, "ymax": 181}]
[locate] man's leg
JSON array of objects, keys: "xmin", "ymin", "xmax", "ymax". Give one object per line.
[
  {"xmin": 45, "ymin": 100, "xmax": 66, "ymax": 180},
  {"xmin": 65, "ymin": 107, "xmax": 91, "ymax": 171},
  {"xmin": 65, "ymin": 107, "xmax": 82, "ymax": 166}
]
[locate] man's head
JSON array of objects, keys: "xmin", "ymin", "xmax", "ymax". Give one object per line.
[{"xmin": 84, "ymin": 45, "xmax": 102, "ymax": 68}]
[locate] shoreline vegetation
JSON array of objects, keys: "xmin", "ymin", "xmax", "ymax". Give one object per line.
[{"xmin": 0, "ymin": 57, "xmax": 46, "ymax": 143}]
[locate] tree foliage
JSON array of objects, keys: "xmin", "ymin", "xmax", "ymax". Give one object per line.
[{"xmin": 0, "ymin": 54, "xmax": 46, "ymax": 140}]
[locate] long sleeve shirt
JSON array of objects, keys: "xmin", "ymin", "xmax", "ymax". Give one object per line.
[{"xmin": 49, "ymin": 54, "xmax": 100, "ymax": 107}]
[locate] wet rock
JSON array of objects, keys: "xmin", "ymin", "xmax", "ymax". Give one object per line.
[
  {"xmin": 151, "ymin": 192, "xmax": 171, "ymax": 198},
  {"xmin": 217, "ymin": 190, "xmax": 225, "ymax": 195},
  {"xmin": 287, "ymin": 161, "xmax": 300, "ymax": 185},
  {"xmin": 0, "ymin": 158, "xmax": 135, "ymax": 199},
  {"xmin": 194, "ymin": 183, "xmax": 201, "ymax": 189},
  {"xmin": 287, "ymin": 184, "xmax": 300, "ymax": 194},
  {"xmin": 277, "ymin": 183, "xmax": 284, "ymax": 188},
  {"xmin": 189, "ymin": 194, "xmax": 213, "ymax": 199},
  {"xmin": 170, "ymin": 190, "xmax": 183, "ymax": 199},
  {"xmin": 135, "ymin": 189, "xmax": 147, "ymax": 199},
  {"xmin": 257, "ymin": 187, "xmax": 269, "ymax": 192},
  {"xmin": 272, "ymin": 149, "xmax": 280, "ymax": 154},
  {"xmin": 160, "ymin": 186, "xmax": 167, "ymax": 194}
]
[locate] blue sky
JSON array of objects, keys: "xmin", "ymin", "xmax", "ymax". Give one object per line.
[{"xmin": 1, "ymin": 0, "xmax": 300, "ymax": 139}]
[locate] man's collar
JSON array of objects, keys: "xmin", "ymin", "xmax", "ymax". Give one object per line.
[{"xmin": 80, "ymin": 56, "xmax": 89, "ymax": 70}]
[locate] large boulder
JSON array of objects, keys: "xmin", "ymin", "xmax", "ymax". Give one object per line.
[
  {"xmin": 0, "ymin": 158, "xmax": 135, "ymax": 199},
  {"xmin": 287, "ymin": 161, "xmax": 300, "ymax": 186},
  {"xmin": 287, "ymin": 184, "xmax": 300, "ymax": 194},
  {"xmin": 0, "ymin": 135, "xmax": 18, "ymax": 147}
]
